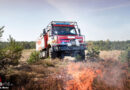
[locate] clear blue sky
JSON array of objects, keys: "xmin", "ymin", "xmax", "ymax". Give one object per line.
[{"xmin": 0, "ymin": 0, "xmax": 130, "ymax": 41}]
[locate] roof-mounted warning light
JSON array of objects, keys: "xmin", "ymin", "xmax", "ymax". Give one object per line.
[{"xmin": 55, "ymin": 22, "xmax": 70, "ymax": 25}]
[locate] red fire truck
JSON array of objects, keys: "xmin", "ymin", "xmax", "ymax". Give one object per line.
[{"xmin": 36, "ymin": 21, "xmax": 86, "ymax": 60}]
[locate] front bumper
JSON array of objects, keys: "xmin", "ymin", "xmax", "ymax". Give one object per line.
[{"xmin": 52, "ymin": 44, "xmax": 86, "ymax": 51}]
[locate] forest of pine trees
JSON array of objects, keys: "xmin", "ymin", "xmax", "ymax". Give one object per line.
[{"xmin": 0, "ymin": 40, "xmax": 129, "ymax": 50}]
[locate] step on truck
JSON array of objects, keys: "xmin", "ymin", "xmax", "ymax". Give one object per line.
[{"xmin": 36, "ymin": 21, "xmax": 86, "ymax": 60}]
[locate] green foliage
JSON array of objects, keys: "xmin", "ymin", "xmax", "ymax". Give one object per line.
[
  {"xmin": 0, "ymin": 26, "xmax": 4, "ymax": 60},
  {"xmin": 119, "ymin": 47, "xmax": 130, "ymax": 72},
  {"xmin": 0, "ymin": 36, "xmax": 23, "ymax": 69},
  {"xmin": 87, "ymin": 47, "xmax": 100, "ymax": 58},
  {"xmin": 20, "ymin": 41, "xmax": 35, "ymax": 49},
  {"xmin": 6, "ymin": 36, "xmax": 23, "ymax": 65},
  {"xmin": 119, "ymin": 51, "xmax": 127, "ymax": 63},
  {"xmin": 76, "ymin": 54, "xmax": 82, "ymax": 60},
  {"xmin": 119, "ymin": 48, "xmax": 130, "ymax": 65},
  {"xmin": 0, "ymin": 41, "xmax": 35, "ymax": 49},
  {"xmin": 0, "ymin": 26, "xmax": 4, "ymax": 38},
  {"xmin": 0, "ymin": 42, "xmax": 8, "ymax": 49},
  {"xmin": 1, "ymin": 40, "xmax": 129, "ymax": 50},
  {"xmin": 27, "ymin": 51, "xmax": 40, "ymax": 64},
  {"xmin": 87, "ymin": 40, "xmax": 130, "ymax": 51},
  {"xmin": 87, "ymin": 42, "xmax": 100, "ymax": 59}
]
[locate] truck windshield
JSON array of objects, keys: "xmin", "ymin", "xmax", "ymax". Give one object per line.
[{"xmin": 53, "ymin": 26, "xmax": 77, "ymax": 35}]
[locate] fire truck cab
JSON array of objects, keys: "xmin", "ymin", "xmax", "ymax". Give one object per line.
[{"xmin": 36, "ymin": 21, "xmax": 86, "ymax": 60}]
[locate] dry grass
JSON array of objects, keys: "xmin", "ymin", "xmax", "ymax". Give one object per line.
[
  {"xmin": 1, "ymin": 50, "xmax": 130, "ymax": 90},
  {"xmin": 92, "ymin": 59, "xmax": 130, "ymax": 90},
  {"xmin": 4, "ymin": 59, "xmax": 65, "ymax": 90},
  {"xmin": 100, "ymin": 50, "xmax": 123, "ymax": 61},
  {"xmin": 19, "ymin": 49, "xmax": 35, "ymax": 63}
]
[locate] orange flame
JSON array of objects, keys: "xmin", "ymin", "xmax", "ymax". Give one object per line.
[{"xmin": 66, "ymin": 63, "xmax": 102, "ymax": 90}]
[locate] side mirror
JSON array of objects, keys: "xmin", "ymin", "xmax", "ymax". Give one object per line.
[
  {"xmin": 78, "ymin": 28, "xmax": 81, "ymax": 36},
  {"xmin": 43, "ymin": 29, "xmax": 46, "ymax": 35}
]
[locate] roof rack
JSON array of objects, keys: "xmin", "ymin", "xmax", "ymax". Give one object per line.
[
  {"xmin": 51, "ymin": 21, "xmax": 77, "ymax": 25},
  {"xmin": 45, "ymin": 21, "xmax": 79, "ymax": 30}
]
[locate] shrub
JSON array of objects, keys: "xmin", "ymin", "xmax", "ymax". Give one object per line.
[
  {"xmin": 27, "ymin": 51, "xmax": 40, "ymax": 64},
  {"xmin": 0, "ymin": 36, "xmax": 23, "ymax": 69},
  {"xmin": 87, "ymin": 46, "xmax": 100, "ymax": 59},
  {"xmin": 6, "ymin": 36, "xmax": 23, "ymax": 65},
  {"xmin": 119, "ymin": 47, "xmax": 130, "ymax": 72},
  {"xmin": 76, "ymin": 54, "xmax": 82, "ymax": 60},
  {"xmin": 119, "ymin": 48, "xmax": 130, "ymax": 66},
  {"xmin": 0, "ymin": 26, "xmax": 4, "ymax": 59}
]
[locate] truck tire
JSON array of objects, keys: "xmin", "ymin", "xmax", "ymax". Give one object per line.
[
  {"xmin": 39, "ymin": 50, "xmax": 47, "ymax": 59},
  {"xmin": 74, "ymin": 50, "xmax": 85, "ymax": 61},
  {"xmin": 80, "ymin": 50, "xmax": 85, "ymax": 60},
  {"xmin": 57, "ymin": 52, "xmax": 64, "ymax": 59},
  {"xmin": 49, "ymin": 48, "xmax": 57, "ymax": 59}
]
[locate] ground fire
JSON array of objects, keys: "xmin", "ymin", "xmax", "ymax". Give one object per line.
[{"xmin": 66, "ymin": 63, "xmax": 102, "ymax": 90}]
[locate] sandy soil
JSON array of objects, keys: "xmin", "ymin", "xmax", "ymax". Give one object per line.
[
  {"xmin": 20, "ymin": 49, "xmax": 35, "ymax": 63},
  {"xmin": 100, "ymin": 50, "xmax": 122, "ymax": 60}
]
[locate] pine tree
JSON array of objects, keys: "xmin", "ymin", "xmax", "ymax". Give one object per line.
[{"xmin": 0, "ymin": 26, "xmax": 4, "ymax": 39}]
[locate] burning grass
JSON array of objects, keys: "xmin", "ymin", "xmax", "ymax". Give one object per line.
[
  {"xmin": 65, "ymin": 60, "xmax": 129, "ymax": 90},
  {"xmin": 66, "ymin": 63, "xmax": 102, "ymax": 90}
]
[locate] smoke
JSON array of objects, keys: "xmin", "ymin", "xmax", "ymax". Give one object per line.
[
  {"xmin": 64, "ymin": 60, "xmax": 127, "ymax": 90},
  {"xmin": 98, "ymin": 60, "xmax": 126, "ymax": 88}
]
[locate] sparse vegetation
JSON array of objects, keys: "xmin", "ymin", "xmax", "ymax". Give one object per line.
[
  {"xmin": 100, "ymin": 50, "xmax": 121, "ymax": 60},
  {"xmin": 87, "ymin": 47, "xmax": 100, "ymax": 59},
  {"xmin": 1, "ymin": 49, "xmax": 130, "ymax": 90},
  {"xmin": 86, "ymin": 42, "xmax": 100, "ymax": 60},
  {"xmin": 2, "ymin": 58, "xmax": 64, "ymax": 90},
  {"xmin": 87, "ymin": 40, "xmax": 130, "ymax": 50},
  {"xmin": 0, "ymin": 41, "xmax": 35, "ymax": 49},
  {"xmin": 27, "ymin": 51, "xmax": 40, "ymax": 64},
  {"xmin": 119, "ymin": 47, "xmax": 130, "ymax": 72},
  {"xmin": 0, "ymin": 28, "xmax": 23, "ymax": 70},
  {"xmin": 6, "ymin": 36, "xmax": 23, "ymax": 65},
  {"xmin": 0, "ymin": 26, "xmax": 4, "ymax": 39},
  {"xmin": 75, "ymin": 54, "xmax": 82, "ymax": 61},
  {"xmin": 0, "ymin": 40, "xmax": 130, "ymax": 50}
]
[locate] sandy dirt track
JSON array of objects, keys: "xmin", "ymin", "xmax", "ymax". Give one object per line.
[{"xmin": 20, "ymin": 49, "xmax": 122, "ymax": 63}]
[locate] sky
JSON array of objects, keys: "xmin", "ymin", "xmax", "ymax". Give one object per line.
[{"xmin": 0, "ymin": 0, "xmax": 130, "ymax": 41}]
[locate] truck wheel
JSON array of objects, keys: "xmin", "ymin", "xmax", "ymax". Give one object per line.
[
  {"xmin": 74, "ymin": 51, "xmax": 85, "ymax": 61},
  {"xmin": 39, "ymin": 50, "xmax": 47, "ymax": 59},
  {"xmin": 57, "ymin": 52, "xmax": 64, "ymax": 59},
  {"xmin": 80, "ymin": 50, "xmax": 85, "ymax": 60},
  {"xmin": 49, "ymin": 48, "xmax": 56, "ymax": 59}
]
